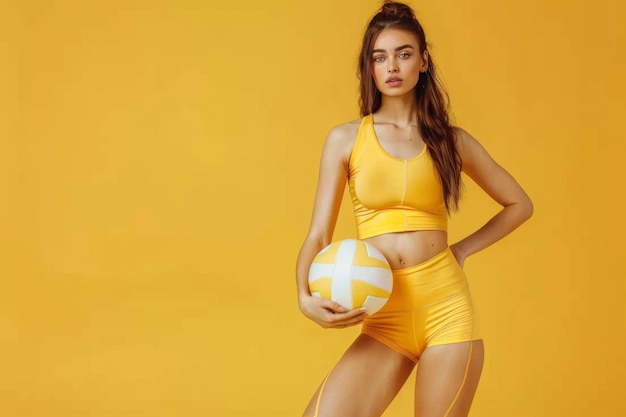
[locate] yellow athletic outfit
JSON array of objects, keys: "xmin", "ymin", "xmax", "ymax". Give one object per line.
[
  {"xmin": 309, "ymin": 115, "xmax": 481, "ymax": 417},
  {"xmin": 349, "ymin": 114, "xmax": 480, "ymax": 363}
]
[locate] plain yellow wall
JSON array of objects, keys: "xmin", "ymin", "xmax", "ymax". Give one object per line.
[{"xmin": 5, "ymin": 0, "xmax": 626, "ymax": 416}]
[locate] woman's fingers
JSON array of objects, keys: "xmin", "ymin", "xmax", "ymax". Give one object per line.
[
  {"xmin": 303, "ymin": 296, "xmax": 368, "ymax": 328},
  {"xmin": 320, "ymin": 299, "xmax": 347, "ymax": 313},
  {"xmin": 323, "ymin": 307, "xmax": 368, "ymax": 328}
]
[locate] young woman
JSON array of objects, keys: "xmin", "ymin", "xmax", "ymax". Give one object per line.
[{"xmin": 295, "ymin": 2, "xmax": 533, "ymax": 416}]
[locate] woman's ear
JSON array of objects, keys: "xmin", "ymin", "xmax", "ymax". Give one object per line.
[{"xmin": 421, "ymin": 50, "xmax": 429, "ymax": 73}]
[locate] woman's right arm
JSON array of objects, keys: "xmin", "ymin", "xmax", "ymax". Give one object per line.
[{"xmin": 296, "ymin": 123, "xmax": 367, "ymax": 329}]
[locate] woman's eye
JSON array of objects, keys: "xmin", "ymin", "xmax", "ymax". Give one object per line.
[
  {"xmin": 374, "ymin": 55, "xmax": 385, "ymax": 63},
  {"xmin": 399, "ymin": 52, "xmax": 411, "ymax": 59}
]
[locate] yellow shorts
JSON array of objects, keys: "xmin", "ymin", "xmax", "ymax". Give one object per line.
[{"xmin": 361, "ymin": 247, "xmax": 480, "ymax": 363}]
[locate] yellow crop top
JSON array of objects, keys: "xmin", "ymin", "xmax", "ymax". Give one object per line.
[{"xmin": 348, "ymin": 114, "xmax": 448, "ymax": 239}]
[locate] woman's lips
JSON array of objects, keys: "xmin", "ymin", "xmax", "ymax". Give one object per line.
[{"xmin": 386, "ymin": 77, "xmax": 403, "ymax": 87}]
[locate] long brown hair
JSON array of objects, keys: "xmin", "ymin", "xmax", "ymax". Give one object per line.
[{"xmin": 358, "ymin": 1, "xmax": 462, "ymax": 212}]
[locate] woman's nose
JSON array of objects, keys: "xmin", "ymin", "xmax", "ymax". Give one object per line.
[{"xmin": 387, "ymin": 59, "xmax": 398, "ymax": 73}]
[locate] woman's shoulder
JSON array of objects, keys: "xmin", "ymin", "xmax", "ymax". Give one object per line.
[
  {"xmin": 452, "ymin": 126, "xmax": 494, "ymax": 171},
  {"xmin": 452, "ymin": 125, "xmax": 471, "ymax": 143},
  {"xmin": 323, "ymin": 118, "xmax": 362, "ymax": 155},
  {"xmin": 327, "ymin": 119, "xmax": 361, "ymax": 141},
  {"xmin": 452, "ymin": 126, "xmax": 481, "ymax": 155}
]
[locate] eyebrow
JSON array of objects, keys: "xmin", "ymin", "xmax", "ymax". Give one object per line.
[{"xmin": 372, "ymin": 44, "xmax": 415, "ymax": 53}]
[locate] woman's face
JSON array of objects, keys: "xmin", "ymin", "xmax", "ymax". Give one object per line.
[{"xmin": 371, "ymin": 28, "xmax": 427, "ymax": 97}]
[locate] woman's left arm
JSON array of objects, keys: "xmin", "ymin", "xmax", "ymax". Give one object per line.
[{"xmin": 450, "ymin": 128, "xmax": 534, "ymax": 267}]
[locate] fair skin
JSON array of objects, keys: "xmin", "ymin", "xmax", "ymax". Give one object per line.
[{"xmin": 297, "ymin": 28, "xmax": 533, "ymax": 416}]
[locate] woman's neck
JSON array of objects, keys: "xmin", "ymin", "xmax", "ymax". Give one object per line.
[{"xmin": 374, "ymin": 92, "xmax": 418, "ymax": 127}]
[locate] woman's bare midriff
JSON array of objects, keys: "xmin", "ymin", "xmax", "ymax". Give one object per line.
[{"xmin": 364, "ymin": 230, "xmax": 448, "ymax": 270}]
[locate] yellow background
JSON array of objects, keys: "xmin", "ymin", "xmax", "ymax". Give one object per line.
[{"xmin": 4, "ymin": 0, "xmax": 626, "ymax": 415}]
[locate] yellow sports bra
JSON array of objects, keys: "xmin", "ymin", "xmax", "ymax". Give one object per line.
[{"xmin": 348, "ymin": 114, "xmax": 447, "ymax": 239}]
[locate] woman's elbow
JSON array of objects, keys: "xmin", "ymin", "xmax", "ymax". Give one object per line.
[{"xmin": 521, "ymin": 196, "xmax": 534, "ymax": 221}]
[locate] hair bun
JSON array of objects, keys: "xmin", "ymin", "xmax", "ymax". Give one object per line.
[{"xmin": 381, "ymin": 1, "xmax": 416, "ymax": 20}]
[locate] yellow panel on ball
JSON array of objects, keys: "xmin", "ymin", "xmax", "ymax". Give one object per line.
[
  {"xmin": 310, "ymin": 239, "xmax": 341, "ymax": 264},
  {"xmin": 351, "ymin": 281, "xmax": 392, "ymax": 311},
  {"xmin": 308, "ymin": 277, "xmax": 333, "ymax": 301},
  {"xmin": 352, "ymin": 239, "xmax": 392, "ymax": 270}
]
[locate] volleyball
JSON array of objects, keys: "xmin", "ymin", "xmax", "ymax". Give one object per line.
[{"xmin": 308, "ymin": 239, "xmax": 393, "ymax": 315}]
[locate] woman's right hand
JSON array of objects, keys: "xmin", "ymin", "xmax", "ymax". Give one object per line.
[{"xmin": 299, "ymin": 295, "xmax": 368, "ymax": 329}]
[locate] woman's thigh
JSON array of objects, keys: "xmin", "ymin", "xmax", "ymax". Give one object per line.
[
  {"xmin": 303, "ymin": 334, "xmax": 416, "ymax": 417},
  {"xmin": 414, "ymin": 340, "xmax": 484, "ymax": 417}
]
